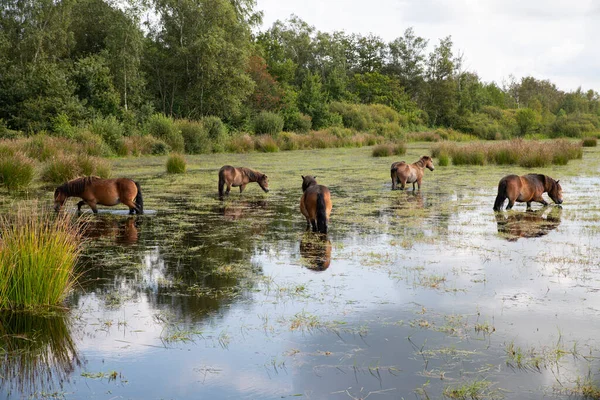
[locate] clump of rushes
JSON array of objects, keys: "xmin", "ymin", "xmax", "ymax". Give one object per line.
[
  {"xmin": 0, "ymin": 152, "xmax": 35, "ymax": 191},
  {"xmin": 166, "ymin": 153, "xmax": 186, "ymax": 174},
  {"xmin": 582, "ymin": 137, "xmax": 597, "ymax": 147},
  {"xmin": 0, "ymin": 206, "xmax": 84, "ymax": 310},
  {"xmin": 372, "ymin": 144, "xmax": 392, "ymax": 157}
]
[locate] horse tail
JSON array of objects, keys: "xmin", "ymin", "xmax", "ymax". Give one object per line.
[
  {"xmin": 218, "ymin": 170, "xmax": 225, "ymax": 198},
  {"xmin": 493, "ymin": 179, "xmax": 507, "ymax": 211},
  {"xmin": 316, "ymin": 193, "xmax": 328, "ymax": 234},
  {"xmin": 134, "ymin": 181, "xmax": 144, "ymax": 214}
]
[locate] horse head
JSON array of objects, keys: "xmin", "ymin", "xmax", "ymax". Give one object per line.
[
  {"xmin": 301, "ymin": 175, "xmax": 317, "ymax": 192},
  {"xmin": 422, "ymin": 156, "xmax": 435, "ymax": 171},
  {"xmin": 53, "ymin": 186, "xmax": 68, "ymax": 212},
  {"xmin": 547, "ymin": 178, "xmax": 563, "ymax": 205},
  {"xmin": 258, "ymin": 174, "xmax": 269, "ymax": 193}
]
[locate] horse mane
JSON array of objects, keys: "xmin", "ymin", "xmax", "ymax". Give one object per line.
[
  {"xmin": 242, "ymin": 168, "xmax": 261, "ymax": 182},
  {"xmin": 57, "ymin": 176, "xmax": 98, "ymax": 197},
  {"xmin": 414, "ymin": 156, "xmax": 430, "ymax": 168}
]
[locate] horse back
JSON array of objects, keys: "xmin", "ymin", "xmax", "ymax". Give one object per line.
[{"xmin": 301, "ymin": 185, "xmax": 332, "ymax": 218}]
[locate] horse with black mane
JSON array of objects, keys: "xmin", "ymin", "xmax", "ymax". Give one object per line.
[
  {"xmin": 493, "ymin": 174, "xmax": 562, "ymax": 211},
  {"xmin": 300, "ymin": 176, "xmax": 332, "ymax": 234},
  {"xmin": 391, "ymin": 156, "xmax": 435, "ymax": 190},
  {"xmin": 218, "ymin": 165, "xmax": 269, "ymax": 199},
  {"xmin": 54, "ymin": 176, "xmax": 143, "ymax": 214}
]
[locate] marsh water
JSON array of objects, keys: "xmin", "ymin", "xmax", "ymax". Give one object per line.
[{"xmin": 3, "ymin": 145, "xmax": 600, "ymax": 399}]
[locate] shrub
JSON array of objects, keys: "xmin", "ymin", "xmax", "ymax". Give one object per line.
[
  {"xmin": 582, "ymin": 137, "xmax": 597, "ymax": 147},
  {"xmin": 0, "ymin": 152, "xmax": 35, "ymax": 191},
  {"xmin": 393, "ymin": 141, "xmax": 407, "ymax": 155},
  {"xmin": 73, "ymin": 130, "xmax": 113, "ymax": 157},
  {"xmin": 117, "ymin": 135, "xmax": 169, "ymax": 156},
  {"xmin": 253, "ymin": 111, "xmax": 284, "ymax": 135},
  {"xmin": 437, "ymin": 153, "xmax": 450, "ymax": 166},
  {"xmin": 77, "ymin": 155, "xmax": 111, "ymax": 178},
  {"xmin": 372, "ymin": 144, "xmax": 392, "ymax": 157},
  {"xmin": 178, "ymin": 119, "xmax": 210, "ymax": 154},
  {"xmin": 407, "ymin": 131, "xmax": 442, "ymax": 142},
  {"xmin": 552, "ymin": 113, "xmax": 599, "ymax": 138},
  {"xmin": 203, "ymin": 116, "xmax": 228, "ymax": 152},
  {"xmin": 226, "ymin": 134, "xmax": 255, "ymax": 153},
  {"xmin": 146, "ymin": 114, "xmax": 184, "ymax": 152},
  {"xmin": 276, "ymin": 132, "xmax": 300, "ymax": 151},
  {"xmin": 283, "ymin": 112, "xmax": 312, "ymax": 133},
  {"xmin": 89, "ymin": 116, "xmax": 125, "ymax": 150},
  {"xmin": 51, "ymin": 113, "xmax": 77, "ymax": 138},
  {"xmin": 0, "ymin": 206, "xmax": 83, "ymax": 309},
  {"xmin": 41, "ymin": 156, "xmax": 79, "ymax": 184},
  {"xmin": 166, "ymin": 153, "xmax": 186, "ymax": 174},
  {"xmin": 255, "ymin": 135, "xmax": 280, "ymax": 152}
]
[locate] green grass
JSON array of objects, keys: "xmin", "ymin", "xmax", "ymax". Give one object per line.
[
  {"xmin": 0, "ymin": 152, "xmax": 35, "ymax": 191},
  {"xmin": 41, "ymin": 154, "xmax": 112, "ymax": 184},
  {"xmin": 443, "ymin": 379, "xmax": 494, "ymax": 399},
  {"xmin": 166, "ymin": 153, "xmax": 187, "ymax": 174},
  {"xmin": 583, "ymin": 137, "xmax": 598, "ymax": 147},
  {"xmin": 0, "ymin": 206, "xmax": 83, "ymax": 310},
  {"xmin": 372, "ymin": 142, "xmax": 406, "ymax": 157}
]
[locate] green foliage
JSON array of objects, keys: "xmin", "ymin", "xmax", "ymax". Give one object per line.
[
  {"xmin": 515, "ymin": 108, "xmax": 541, "ymax": 136},
  {"xmin": 166, "ymin": 153, "xmax": 186, "ymax": 174},
  {"xmin": 437, "ymin": 152, "xmax": 450, "ymax": 166},
  {"xmin": 552, "ymin": 113, "xmax": 599, "ymax": 138},
  {"xmin": 0, "ymin": 153, "xmax": 35, "ymax": 191},
  {"xmin": 254, "ymin": 135, "xmax": 280, "ymax": 152},
  {"xmin": 203, "ymin": 116, "xmax": 228, "ymax": 152},
  {"xmin": 253, "ymin": 112, "xmax": 284, "ymax": 135},
  {"xmin": 145, "ymin": 114, "xmax": 184, "ymax": 153},
  {"xmin": 283, "ymin": 112, "xmax": 312, "ymax": 133},
  {"xmin": 298, "ymin": 72, "xmax": 330, "ymax": 129},
  {"xmin": 178, "ymin": 120, "xmax": 211, "ymax": 154},
  {"xmin": 583, "ymin": 137, "xmax": 598, "ymax": 147},
  {"xmin": 0, "ymin": 207, "xmax": 82, "ymax": 310},
  {"xmin": 89, "ymin": 116, "xmax": 125, "ymax": 150}
]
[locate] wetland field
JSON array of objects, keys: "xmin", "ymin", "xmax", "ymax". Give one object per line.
[{"xmin": 3, "ymin": 143, "xmax": 600, "ymax": 399}]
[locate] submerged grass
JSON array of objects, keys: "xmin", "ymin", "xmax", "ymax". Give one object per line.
[{"xmin": 0, "ymin": 205, "xmax": 84, "ymax": 310}]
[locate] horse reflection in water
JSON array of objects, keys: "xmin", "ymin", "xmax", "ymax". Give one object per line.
[
  {"xmin": 495, "ymin": 206, "xmax": 562, "ymax": 242},
  {"xmin": 299, "ymin": 234, "xmax": 332, "ymax": 271},
  {"xmin": 0, "ymin": 312, "xmax": 81, "ymax": 397},
  {"xmin": 83, "ymin": 216, "xmax": 139, "ymax": 245},
  {"xmin": 218, "ymin": 200, "xmax": 268, "ymax": 221}
]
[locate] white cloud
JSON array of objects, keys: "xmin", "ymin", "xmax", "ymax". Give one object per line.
[{"xmin": 256, "ymin": 0, "xmax": 600, "ymax": 91}]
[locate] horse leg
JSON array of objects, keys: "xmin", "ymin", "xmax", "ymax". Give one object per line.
[
  {"xmin": 77, "ymin": 200, "xmax": 86, "ymax": 212},
  {"xmin": 534, "ymin": 195, "xmax": 548, "ymax": 206},
  {"xmin": 305, "ymin": 217, "xmax": 311, "ymax": 231},
  {"xmin": 239, "ymin": 184, "xmax": 246, "ymax": 194},
  {"xmin": 225, "ymin": 184, "xmax": 231, "ymax": 196},
  {"xmin": 506, "ymin": 199, "xmax": 515, "ymax": 210},
  {"xmin": 87, "ymin": 200, "xmax": 98, "ymax": 214},
  {"xmin": 310, "ymin": 219, "xmax": 318, "ymax": 232},
  {"xmin": 526, "ymin": 202, "xmax": 532, "ymax": 211},
  {"xmin": 123, "ymin": 199, "xmax": 139, "ymax": 215},
  {"xmin": 400, "ymin": 178, "xmax": 407, "ymax": 190}
]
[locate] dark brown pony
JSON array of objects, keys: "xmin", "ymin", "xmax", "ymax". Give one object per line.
[
  {"xmin": 391, "ymin": 156, "xmax": 435, "ymax": 190},
  {"xmin": 54, "ymin": 176, "xmax": 143, "ymax": 214},
  {"xmin": 218, "ymin": 165, "xmax": 269, "ymax": 199},
  {"xmin": 300, "ymin": 176, "xmax": 332, "ymax": 234},
  {"xmin": 493, "ymin": 174, "xmax": 562, "ymax": 211},
  {"xmin": 495, "ymin": 207, "xmax": 561, "ymax": 242}
]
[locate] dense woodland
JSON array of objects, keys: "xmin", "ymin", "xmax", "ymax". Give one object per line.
[{"xmin": 1, "ymin": 0, "xmax": 599, "ymax": 144}]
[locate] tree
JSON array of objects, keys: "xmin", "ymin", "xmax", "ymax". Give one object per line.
[
  {"xmin": 387, "ymin": 27, "xmax": 428, "ymax": 99},
  {"xmin": 297, "ymin": 72, "xmax": 329, "ymax": 129},
  {"xmin": 515, "ymin": 108, "xmax": 541, "ymax": 136},
  {"xmin": 423, "ymin": 36, "xmax": 459, "ymax": 126}
]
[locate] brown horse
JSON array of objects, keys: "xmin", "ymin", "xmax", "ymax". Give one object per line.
[
  {"xmin": 493, "ymin": 174, "xmax": 562, "ymax": 211},
  {"xmin": 391, "ymin": 156, "xmax": 435, "ymax": 190},
  {"xmin": 54, "ymin": 176, "xmax": 143, "ymax": 214},
  {"xmin": 218, "ymin": 165, "xmax": 269, "ymax": 199},
  {"xmin": 300, "ymin": 176, "xmax": 332, "ymax": 234}
]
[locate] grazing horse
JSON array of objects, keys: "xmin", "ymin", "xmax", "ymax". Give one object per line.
[
  {"xmin": 391, "ymin": 156, "xmax": 435, "ymax": 190},
  {"xmin": 54, "ymin": 176, "xmax": 143, "ymax": 214},
  {"xmin": 493, "ymin": 174, "xmax": 562, "ymax": 211},
  {"xmin": 218, "ymin": 165, "xmax": 269, "ymax": 199},
  {"xmin": 300, "ymin": 176, "xmax": 332, "ymax": 234}
]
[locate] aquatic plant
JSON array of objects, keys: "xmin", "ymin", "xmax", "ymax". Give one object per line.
[{"xmin": 0, "ymin": 206, "xmax": 83, "ymax": 310}]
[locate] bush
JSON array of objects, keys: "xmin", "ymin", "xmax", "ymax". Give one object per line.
[
  {"xmin": 89, "ymin": 116, "xmax": 125, "ymax": 150},
  {"xmin": 177, "ymin": 119, "xmax": 211, "ymax": 154},
  {"xmin": 372, "ymin": 144, "xmax": 392, "ymax": 157},
  {"xmin": 0, "ymin": 206, "xmax": 82, "ymax": 310},
  {"xmin": 253, "ymin": 111, "xmax": 284, "ymax": 135},
  {"xmin": 166, "ymin": 153, "xmax": 186, "ymax": 174},
  {"xmin": 552, "ymin": 113, "xmax": 599, "ymax": 138},
  {"xmin": 203, "ymin": 116, "xmax": 228, "ymax": 152},
  {"xmin": 437, "ymin": 153, "xmax": 450, "ymax": 166},
  {"xmin": 0, "ymin": 153, "xmax": 35, "ymax": 191},
  {"xmin": 582, "ymin": 137, "xmax": 597, "ymax": 147},
  {"xmin": 226, "ymin": 134, "xmax": 255, "ymax": 153},
  {"xmin": 146, "ymin": 114, "xmax": 184, "ymax": 153},
  {"xmin": 73, "ymin": 130, "xmax": 113, "ymax": 157},
  {"xmin": 255, "ymin": 135, "xmax": 280, "ymax": 152},
  {"xmin": 283, "ymin": 112, "xmax": 312, "ymax": 133}
]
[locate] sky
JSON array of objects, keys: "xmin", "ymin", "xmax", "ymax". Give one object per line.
[{"xmin": 255, "ymin": 0, "xmax": 600, "ymax": 92}]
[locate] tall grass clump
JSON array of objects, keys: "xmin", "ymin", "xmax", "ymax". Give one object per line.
[
  {"xmin": 372, "ymin": 144, "xmax": 392, "ymax": 157},
  {"xmin": 437, "ymin": 152, "xmax": 450, "ymax": 166},
  {"xmin": 582, "ymin": 137, "xmax": 597, "ymax": 147},
  {"xmin": 41, "ymin": 155, "xmax": 111, "ymax": 184},
  {"xmin": 0, "ymin": 206, "xmax": 83, "ymax": 310},
  {"xmin": 254, "ymin": 135, "xmax": 280, "ymax": 152},
  {"xmin": 253, "ymin": 111, "xmax": 284, "ymax": 135},
  {"xmin": 0, "ymin": 152, "xmax": 35, "ymax": 191},
  {"xmin": 166, "ymin": 153, "xmax": 186, "ymax": 174}
]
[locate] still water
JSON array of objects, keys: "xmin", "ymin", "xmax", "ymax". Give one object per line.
[{"xmin": 2, "ymin": 147, "xmax": 600, "ymax": 399}]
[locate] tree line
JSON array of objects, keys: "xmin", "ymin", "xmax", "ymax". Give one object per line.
[{"xmin": 1, "ymin": 0, "xmax": 598, "ymax": 139}]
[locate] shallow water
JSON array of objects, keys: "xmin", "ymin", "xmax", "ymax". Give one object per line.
[{"xmin": 3, "ymin": 145, "xmax": 600, "ymax": 399}]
